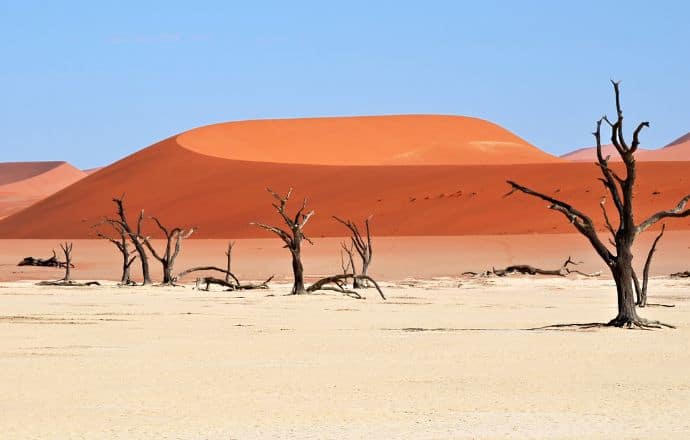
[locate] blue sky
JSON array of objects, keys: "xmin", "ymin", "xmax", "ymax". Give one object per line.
[{"xmin": 1, "ymin": 1, "xmax": 689, "ymax": 168}]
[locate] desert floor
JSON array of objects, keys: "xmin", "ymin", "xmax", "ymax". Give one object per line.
[{"xmin": 1, "ymin": 276, "xmax": 689, "ymax": 439}]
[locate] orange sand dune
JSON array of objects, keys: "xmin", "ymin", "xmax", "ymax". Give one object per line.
[
  {"xmin": 177, "ymin": 115, "xmax": 561, "ymax": 165},
  {"xmin": 562, "ymin": 131, "xmax": 690, "ymax": 162},
  {"xmin": 637, "ymin": 132, "xmax": 690, "ymax": 161},
  {"xmin": 0, "ymin": 134, "xmax": 688, "ymax": 238},
  {"xmin": 0, "ymin": 162, "xmax": 86, "ymax": 219},
  {"xmin": 561, "ymin": 144, "xmax": 653, "ymax": 162}
]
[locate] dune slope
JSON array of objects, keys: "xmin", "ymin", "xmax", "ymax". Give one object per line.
[
  {"xmin": 177, "ymin": 115, "xmax": 560, "ymax": 165},
  {"xmin": 0, "ymin": 135, "xmax": 688, "ymax": 238}
]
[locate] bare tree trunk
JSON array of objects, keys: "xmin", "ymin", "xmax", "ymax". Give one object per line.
[
  {"xmin": 60, "ymin": 242, "xmax": 73, "ymax": 282},
  {"xmin": 225, "ymin": 241, "xmax": 234, "ymax": 283},
  {"xmin": 291, "ymin": 244, "xmax": 306, "ymax": 295},
  {"xmin": 112, "ymin": 197, "xmax": 152, "ymax": 285}
]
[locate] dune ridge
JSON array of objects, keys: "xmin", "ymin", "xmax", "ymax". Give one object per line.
[{"xmin": 176, "ymin": 115, "xmax": 561, "ymax": 165}]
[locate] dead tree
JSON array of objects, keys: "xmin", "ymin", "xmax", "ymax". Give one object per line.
[
  {"xmin": 252, "ymin": 188, "xmax": 314, "ymax": 295},
  {"xmin": 333, "ymin": 216, "xmax": 373, "ymax": 288},
  {"xmin": 506, "ymin": 81, "xmax": 690, "ymax": 328},
  {"xmin": 93, "ymin": 221, "xmax": 137, "ymax": 285},
  {"xmin": 141, "ymin": 217, "xmax": 195, "ymax": 285},
  {"xmin": 111, "ymin": 196, "xmax": 152, "ymax": 285},
  {"xmin": 225, "ymin": 241, "xmax": 235, "ymax": 283},
  {"xmin": 59, "ymin": 242, "xmax": 73, "ymax": 282}
]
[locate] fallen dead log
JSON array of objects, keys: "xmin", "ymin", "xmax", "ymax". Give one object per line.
[
  {"xmin": 194, "ymin": 275, "xmax": 274, "ymax": 291},
  {"xmin": 307, "ymin": 274, "xmax": 386, "ymax": 300},
  {"xmin": 18, "ymin": 251, "xmax": 73, "ymax": 268},
  {"xmin": 36, "ymin": 280, "xmax": 101, "ymax": 287},
  {"xmin": 670, "ymin": 271, "xmax": 690, "ymax": 278},
  {"xmin": 469, "ymin": 257, "xmax": 601, "ymax": 278}
]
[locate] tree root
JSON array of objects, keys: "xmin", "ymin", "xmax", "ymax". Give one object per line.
[
  {"xmin": 307, "ymin": 274, "xmax": 385, "ymax": 300},
  {"xmin": 606, "ymin": 316, "xmax": 676, "ymax": 329},
  {"xmin": 194, "ymin": 275, "xmax": 273, "ymax": 292}
]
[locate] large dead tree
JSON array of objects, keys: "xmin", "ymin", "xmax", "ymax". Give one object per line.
[
  {"xmin": 93, "ymin": 221, "xmax": 137, "ymax": 285},
  {"xmin": 252, "ymin": 188, "xmax": 314, "ymax": 295},
  {"xmin": 141, "ymin": 217, "xmax": 195, "ymax": 285},
  {"xmin": 111, "ymin": 196, "xmax": 152, "ymax": 285},
  {"xmin": 333, "ymin": 215, "xmax": 373, "ymax": 288},
  {"xmin": 506, "ymin": 81, "xmax": 690, "ymax": 328}
]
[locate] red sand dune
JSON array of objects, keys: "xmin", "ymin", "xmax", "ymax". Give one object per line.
[
  {"xmin": 561, "ymin": 144, "xmax": 654, "ymax": 162},
  {"xmin": 0, "ymin": 162, "xmax": 86, "ymax": 219},
  {"xmin": 0, "ymin": 133, "xmax": 689, "ymax": 238},
  {"xmin": 562, "ymin": 132, "xmax": 690, "ymax": 162},
  {"xmin": 176, "ymin": 115, "xmax": 561, "ymax": 165}
]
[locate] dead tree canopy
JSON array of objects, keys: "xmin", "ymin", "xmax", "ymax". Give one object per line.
[
  {"xmin": 252, "ymin": 188, "xmax": 314, "ymax": 295},
  {"xmin": 93, "ymin": 220, "xmax": 137, "ymax": 286},
  {"xmin": 141, "ymin": 216, "xmax": 195, "ymax": 285},
  {"xmin": 506, "ymin": 81, "xmax": 690, "ymax": 329},
  {"xmin": 111, "ymin": 196, "xmax": 152, "ymax": 285},
  {"xmin": 333, "ymin": 215, "xmax": 373, "ymax": 288}
]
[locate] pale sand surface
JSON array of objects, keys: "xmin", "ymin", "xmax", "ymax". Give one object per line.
[
  {"xmin": 0, "ymin": 277, "xmax": 689, "ymax": 438},
  {"xmin": 2, "ymin": 232, "xmax": 690, "ymax": 283}
]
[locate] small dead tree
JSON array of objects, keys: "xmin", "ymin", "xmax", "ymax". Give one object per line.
[
  {"xmin": 93, "ymin": 221, "xmax": 137, "ymax": 285},
  {"xmin": 59, "ymin": 242, "xmax": 73, "ymax": 282},
  {"xmin": 252, "ymin": 188, "xmax": 314, "ymax": 295},
  {"xmin": 333, "ymin": 215, "xmax": 373, "ymax": 288},
  {"xmin": 141, "ymin": 217, "xmax": 195, "ymax": 285},
  {"xmin": 225, "ymin": 241, "xmax": 235, "ymax": 283},
  {"xmin": 111, "ymin": 196, "xmax": 152, "ymax": 285},
  {"xmin": 506, "ymin": 81, "xmax": 690, "ymax": 328}
]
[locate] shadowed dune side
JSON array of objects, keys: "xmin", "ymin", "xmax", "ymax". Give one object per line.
[
  {"xmin": 0, "ymin": 162, "xmax": 87, "ymax": 219},
  {"xmin": 176, "ymin": 115, "xmax": 561, "ymax": 165},
  {"xmin": 0, "ymin": 136, "xmax": 689, "ymax": 238},
  {"xmin": 0, "ymin": 161, "xmax": 73, "ymax": 185}
]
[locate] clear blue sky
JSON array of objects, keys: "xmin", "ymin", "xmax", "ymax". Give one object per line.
[{"xmin": 1, "ymin": 1, "xmax": 689, "ymax": 168}]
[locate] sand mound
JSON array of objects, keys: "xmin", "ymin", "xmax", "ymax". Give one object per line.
[
  {"xmin": 0, "ymin": 162, "xmax": 86, "ymax": 218},
  {"xmin": 176, "ymin": 115, "xmax": 560, "ymax": 165},
  {"xmin": 0, "ymin": 135, "xmax": 688, "ymax": 238}
]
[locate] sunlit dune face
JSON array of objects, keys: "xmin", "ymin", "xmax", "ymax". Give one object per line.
[{"xmin": 176, "ymin": 115, "xmax": 560, "ymax": 165}]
